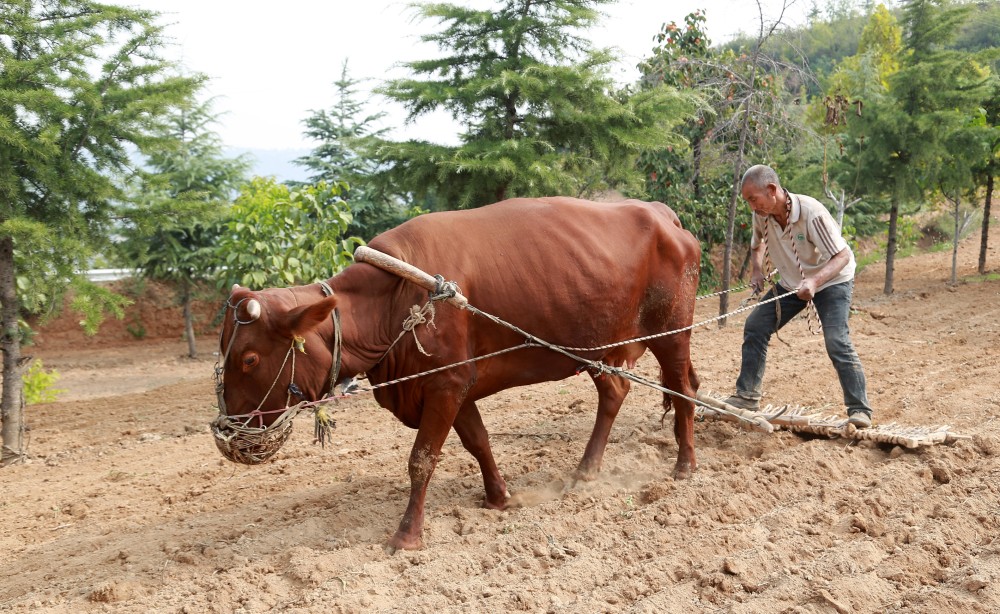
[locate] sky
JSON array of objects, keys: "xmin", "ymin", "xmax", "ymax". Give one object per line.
[{"xmin": 127, "ymin": 0, "xmax": 814, "ymax": 174}]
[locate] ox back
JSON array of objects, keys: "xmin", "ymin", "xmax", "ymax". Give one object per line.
[{"xmin": 361, "ymin": 196, "xmax": 699, "ymax": 406}]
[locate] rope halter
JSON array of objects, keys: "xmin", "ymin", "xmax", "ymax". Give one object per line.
[{"xmin": 211, "ymin": 282, "xmax": 342, "ymax": 464}]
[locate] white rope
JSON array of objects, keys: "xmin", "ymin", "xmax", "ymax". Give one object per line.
[
  {"xmin": 319, "ymin": 289, "xmax": 792, "ymax": 426},
  {"xmin": 549, "ymin": 288, "xmax": 792, "ymax": 352},
  {"xmin": 769, "ymin": 191, "xmax": 821, "ymax": 334},
  {"xmin": 220, "ymin": 275, "xmax": 786, "ymax": 430}
]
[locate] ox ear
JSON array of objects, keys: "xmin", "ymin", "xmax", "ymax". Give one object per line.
[{"xmin": 280, "ymin": 295, "xmax": 339, "ymax": 337}]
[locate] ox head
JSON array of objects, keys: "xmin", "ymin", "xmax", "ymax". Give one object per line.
[{"xmin": 212, "ymin": 284, "xmax": 339, "ymax": 464}]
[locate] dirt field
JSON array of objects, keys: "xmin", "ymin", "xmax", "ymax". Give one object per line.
[{"xmin": 2, "ymin": 219, "xmax": 998, "ymax": 613}]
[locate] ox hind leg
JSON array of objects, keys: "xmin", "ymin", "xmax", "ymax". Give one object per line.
[
  {"xmin": 452, "ymin": 400, "xmax": 509, "ymax": 509},
  {"xmin": 647, "ymin": 335, "xmax": 700, "ymax": 479}
]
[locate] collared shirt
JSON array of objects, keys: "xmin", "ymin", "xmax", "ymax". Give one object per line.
[{"xmin": 750, "ymin": 192, "xmax": 855, "ymax": 292}]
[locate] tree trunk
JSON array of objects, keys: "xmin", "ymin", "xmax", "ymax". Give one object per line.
[
  {"xmin": 0, "ymin": 235, "xmax": 26, "ymax": 466},
  {"xmin": 182, "ymin": 285, "xmax": 197, "ymax": 359},
  {"xmin": 980, "ymin": 173, "xmax": 993, "ymax": 275},
  {"xmin": 719, "ymin": 107, "xmax": 752, "ymax": 325},
  {"xmin": 719, "ymin": 173, "xmax": 741, "ymax": 325},
  {"xmin": 737, "ymin": 243, "xmax": 752, "ymax": 281},
  {"xmin": 692, "ymin": 137, "xmax": 703, "ymax": 200},
  {"xmin": 952, "ymin": 193, "xmax": 961, "ymax": 286},
  {"xmin": 884, "ymin": 197, "xmax": 899, "ymax": 295}
]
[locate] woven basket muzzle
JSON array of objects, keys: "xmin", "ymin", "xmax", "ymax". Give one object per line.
[{"xmin": 211, "ymin": 413, "xmax": 293, "ymax": 465}]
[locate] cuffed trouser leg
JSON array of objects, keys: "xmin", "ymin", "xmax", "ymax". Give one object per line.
[
  {"xmin": 813, "ymin": 281, "xmax": 873, "ymax": 416},
  {"xmin": 735, "ymin": 286, "xmax": 805, "ymax": 401}
]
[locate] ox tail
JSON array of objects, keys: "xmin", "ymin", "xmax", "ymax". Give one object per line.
[{"xmin": 659, "ymin": 360, "xmax": 700, "ymax": 427}]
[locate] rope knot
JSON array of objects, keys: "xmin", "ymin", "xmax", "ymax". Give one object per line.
[
  {"xmin": 430, "ymin": 274, "xmax": 460, "ymax": 302},
  {"xmin": 402, "ymin": 301, "xmax": 437, "ymax": 356}
]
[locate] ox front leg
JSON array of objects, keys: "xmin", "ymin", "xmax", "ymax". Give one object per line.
[
  {"xmin": 389, "ymin": 401, "xmax": 459, "ymax": 552},
  {"xmin": 575, "ymin": 372, "xmax": 630, "ymax": 481},
  {"xmin": 453, "ymin": 400, "xmax": 509, "ymax": 509}
]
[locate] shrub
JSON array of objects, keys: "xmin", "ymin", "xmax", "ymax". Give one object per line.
[{"xmin": 23, "ymin": 359, "xmax": 64, "ymax": 404}]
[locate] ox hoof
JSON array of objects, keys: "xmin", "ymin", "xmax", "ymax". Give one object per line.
[
  {"xmin": 386, "ymin": 532, "xmax": 423, "ymax": 553},
  {"xmin": 483, "ymin": 494, "xmax": 509, "ymax": 510},
  {"xmin": 672, "ymin": 462, "xmax": 697, "ymax": 480}
]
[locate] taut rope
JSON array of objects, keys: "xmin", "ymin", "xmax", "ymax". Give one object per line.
[{"xmin": 761, "ymin": 191, "xmax": 821, "ymax": 334}]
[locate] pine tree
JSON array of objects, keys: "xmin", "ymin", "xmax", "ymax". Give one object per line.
[
  {"xmin": 0, "ymin": 1, "xmax": 202, "ymax": 464},
  {"xmin": 373, "ymin": 0, "xmax": 697, "ymax": 209},
  {"xmin": 116, "ymin": 96, "xmax": 251, "ymax": 358},
  {"xmin": 843, "ymin": 0, "xmax": 991, "ymax": 293},
  {"xmin": 296, "ymin": 60, "xmax": 404, "ymax": 239}
]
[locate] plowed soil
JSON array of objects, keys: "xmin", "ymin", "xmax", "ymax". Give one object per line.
[{"xmin": 2, "ymin": 220, "xmax": 999, "ymax": 613}]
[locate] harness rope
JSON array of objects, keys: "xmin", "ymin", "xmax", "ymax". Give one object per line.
[
  {"xmin": 239, "ymin": 283, "xmax": 786, "ymax": 427},
  {"xmin": 212, "ymin": 283, "xmax": 343, "ymax": 462},
  {"xmin": 212, "ymin": 260, "xmax": 792, "ymax": 462}
]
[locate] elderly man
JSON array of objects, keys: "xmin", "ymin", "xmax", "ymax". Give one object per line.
[{"xmin": 725, "ymin": 164, "xmax": 874, "ymax": 428}]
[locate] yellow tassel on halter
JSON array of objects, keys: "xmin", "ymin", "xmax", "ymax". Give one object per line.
[
  {"xmin": 314, "ymin": 406, "xmax": 336, "ymax": 448},
  {"xmin": 293, "ymin": 335, "xmax": 307, "ymax": 354}
]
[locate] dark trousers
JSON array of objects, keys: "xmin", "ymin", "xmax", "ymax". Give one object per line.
[{"xmin": 736, "ymin": 280, "xmax": 872, "ymax": 416}]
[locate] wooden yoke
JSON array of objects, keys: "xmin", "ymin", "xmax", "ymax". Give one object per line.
[{"xmin": 354, "ymin": 246, "xmax": 469, "ymax": 309}]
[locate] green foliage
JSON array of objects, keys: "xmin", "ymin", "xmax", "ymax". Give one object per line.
[
  {"xmin": 218, "ymin": 178, "xmax": 363, "ymax": 289},
  {"xmin": 722, "ymin": 1, "xmax": 868, "ymax": 96},
  {"xmin": 372, "ymin": 0, "xmax": 697, "ymax": 209},
  {"xmin": 22, "ymin": 360, "xmax": 64, "ymax": 405},
  {"xmin": 846, "ymin": 0, "xmax": 992, "ymax": 203},
  {"xmin": 953, "ymin": 0, "xmax": 1000, "ymax": 69},
  {"xmin": 112, "ymin": 94, "xmax": 249, "ymax": 355},
  {"xmin": 296, "ymin": 60, "xmax": 408, "ymax": 240},
  {"xmin": 857, "ymin": 3, "xmax": 904, "ymax": 84},
  {"xmin": 116, "ymin": 95, "xmax": 249, "ymax": 283},
  {"xmin": 808, "ymin": 0, "xmax": 994, "ymax": 293},
  {"xmin": 0, "ymin": 0, "xmax": 203, "ymax": 337},
  {"xmin": 67, "ymin": 279, "xmax": 133, "ymax": 336},
  {"xmin": 637, "ymin": 9, "xmax": 800, "ymax": 288},
  {"xmin": 636, "ymin": 12, "xmax": 731, "ymax": 287}
]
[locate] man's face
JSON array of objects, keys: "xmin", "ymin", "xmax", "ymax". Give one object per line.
[{"xmin": 741, "ymin": 181, "xmax": 783, "ymax": 217}]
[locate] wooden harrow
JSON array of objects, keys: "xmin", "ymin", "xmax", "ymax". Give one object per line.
[{"xmin": 697, "ymin": 391, "xmax": 968, "ymax": 448}]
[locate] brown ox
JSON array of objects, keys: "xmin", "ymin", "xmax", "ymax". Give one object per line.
[{"xmin": 217, "ymin": 196, "xmax": 701, "ymax": 550}]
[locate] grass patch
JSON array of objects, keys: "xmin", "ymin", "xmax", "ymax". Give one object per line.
[{"xmin": 962, "ymin": 271, "xmax": 1000, "ymax": 283}]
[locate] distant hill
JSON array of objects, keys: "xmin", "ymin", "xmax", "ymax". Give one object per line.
[{"xmin": 227, "ymin": 147, "xmax": 311, "ymax": 184}]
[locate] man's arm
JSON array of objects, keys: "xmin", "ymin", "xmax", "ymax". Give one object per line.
[
  {"xmin": 749, "ymin": 242, "xmax": 767, "ymax": 292},
  {"xmin": 796, "ymin": 247, "xmax": 850, "ymax": 300}
]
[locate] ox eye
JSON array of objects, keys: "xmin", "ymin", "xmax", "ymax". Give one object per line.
[{"xmin": 242, "ymin": 353, "xmax": 259, "ymax": 370}]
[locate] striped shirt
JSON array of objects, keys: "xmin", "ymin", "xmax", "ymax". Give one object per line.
[{"xmin": 750, "ymin": 192, "xmax": 855, "ymax": 291}]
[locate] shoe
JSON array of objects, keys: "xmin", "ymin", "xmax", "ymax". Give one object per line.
[
  {"xmin": 847, "ymin": 411, "xmax": 872, "ymax": 429},
  {"xmin": 723, "ymin": 395, "xmax": 760, "ymax": 412}
]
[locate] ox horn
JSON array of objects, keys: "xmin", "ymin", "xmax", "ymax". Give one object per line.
[{"xmin": 246, "ymin": 299, "xmax": 261, "ymax": 321}]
